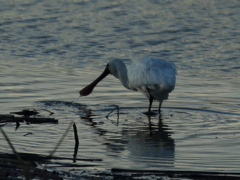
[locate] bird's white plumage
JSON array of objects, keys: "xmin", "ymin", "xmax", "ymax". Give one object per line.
[
  {"xmin": 127, "ymin": 57, "xmax": 177, "ymax": 101},
  {"xmin": 80, "ymin": 57, "xmax": 177, "ymax": 113}
]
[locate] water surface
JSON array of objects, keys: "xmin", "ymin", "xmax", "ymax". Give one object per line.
[{"xmin": 0, "ymin": 0, "xmax": 240, "ymax": 175}]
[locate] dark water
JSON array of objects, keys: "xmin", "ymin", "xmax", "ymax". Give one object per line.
[{"xmin": 1, "ymin": 0, "xmax": 240, "ymax": 175}]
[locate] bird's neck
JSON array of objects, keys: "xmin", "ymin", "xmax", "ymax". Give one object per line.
[{"xmin": 111, "ymin": 63, "xmax": 130, "ymax": 89}]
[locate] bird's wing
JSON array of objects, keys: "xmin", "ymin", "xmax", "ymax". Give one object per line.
[{"xmin": 128, "ymin": 57, "xmax": 177, "ymax": 92}]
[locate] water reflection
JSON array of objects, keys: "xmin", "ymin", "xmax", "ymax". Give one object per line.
[
  {"xmin": 80, "ymin": 109, "xmax": 175, "ymax": 167},
  {"xmin": 125, "ymin": 116, "xmax": 175, "ymax": 167},
  {"xmin": 1, "ymin": 0, "xmax": 239, "ymax": 172}
]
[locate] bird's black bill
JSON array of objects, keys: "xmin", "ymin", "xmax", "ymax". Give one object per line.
[{"xmin": 79, "ymin": 66, "xmax": 110, "ymax": 96}]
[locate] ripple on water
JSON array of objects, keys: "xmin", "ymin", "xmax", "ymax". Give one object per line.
[
  {"xmin": 1, "ymin": 0, "xmax": 240, "ymax": 176},
  {"xmin": 2, "ymin": 101, "xmax": 239, "ymax": 173}
]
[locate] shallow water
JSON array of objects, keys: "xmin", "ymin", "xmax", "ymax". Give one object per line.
[{"xmin": 0, "ymin": 0, "xmax": 240, "ymax": 175}]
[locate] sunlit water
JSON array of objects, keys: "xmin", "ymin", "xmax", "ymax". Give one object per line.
[{"xmin": 0, "ymin": 0, "xmax": 240, "ymax": 175}]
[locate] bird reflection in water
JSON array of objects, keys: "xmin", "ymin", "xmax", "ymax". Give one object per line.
[
  {"xmin": 80, "ymin": 108, "xmax": 175, "ymax": 166},
  {"xmin": 125, "ymin": 115, "xmax": 175, "ymax": 164}
]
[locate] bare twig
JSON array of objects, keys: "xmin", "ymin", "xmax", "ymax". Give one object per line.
[
  {"xmin": 0, "ymin": 127, "xmax": 30, "ymax": 180},
  {"xmin": 38, "ymin": 109, "xmax": 55, "ymax": 115},
  {"xmin": 106, "ymin": 105, "xmax": 119, "ymax": 122},
  {"xmin": 73, "ymin": 122, "xmax": 79, "ymax": 161},
  {"xmin": 47, "ymin": 122, "xmax": 72, "ymax": 159}
]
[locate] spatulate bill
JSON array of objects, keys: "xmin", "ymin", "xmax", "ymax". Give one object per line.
[{"xmin": 80, "ymin": 67, "xmax": 110, "ymax": 96}]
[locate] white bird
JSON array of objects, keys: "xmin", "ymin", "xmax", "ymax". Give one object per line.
[{"xmin": 80, "ymin": 57, "xmax": 177, "ymax": 114}]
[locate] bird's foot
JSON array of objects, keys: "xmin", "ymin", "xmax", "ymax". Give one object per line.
[{"xmin": 143, "ymin": 111, "xmax": 158, "ymax": 116}]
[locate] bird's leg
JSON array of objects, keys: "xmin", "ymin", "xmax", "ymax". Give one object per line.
[
  {"xmin": 158, "ymin": 100, "xmax": 163, "ymax": 114},
  {"xmin": 148, "ymin": 115, "xmax": 153, "ymax": 136},
  {"xmin": 148, "ymin": 94, "xmax": 153, "ymax": 115}
]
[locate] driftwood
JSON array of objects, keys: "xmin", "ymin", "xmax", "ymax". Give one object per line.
[
  {"xmin": 0, "ymin": 114, "xmax": 58, "ymax": 124},
  {"xmin": 10, "ymin": 109, "xmax": 54, "ymax": 116},
  {"xmin": 73, "ymin": 122, "xmax": 79, "ymax": 162},
  {"xmin": 0, "ymin": 109, "xmax": 58, "ymax": 131}
]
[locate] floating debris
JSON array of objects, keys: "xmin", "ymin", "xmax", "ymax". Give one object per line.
[
  {"xmin": 10, "ymin": 109, "xmax": 39, "ymax": 117},
  {"xmin": 0, "ymin": 109, "xmax": 58, "ymax": 130},
  {"xmin": 10, "ymin": 109, "xmax": 54, "ymax": 117},
  {"xmin": 0, "ymin": 114, "xmax": 58, "ymax": 124}
]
